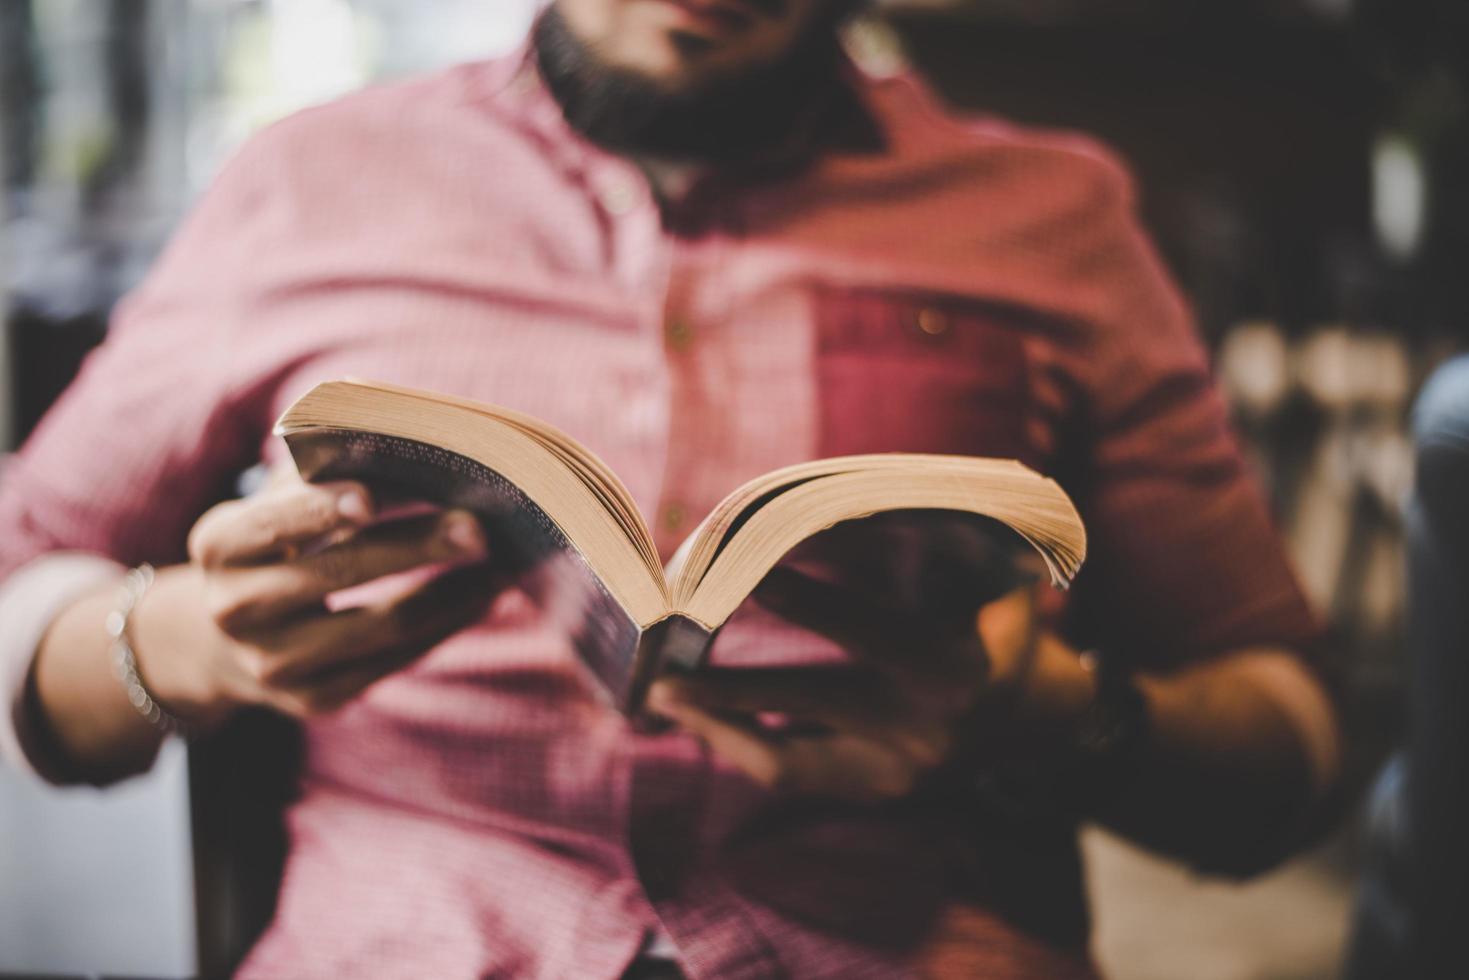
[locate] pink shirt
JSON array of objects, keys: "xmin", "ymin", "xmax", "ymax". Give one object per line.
[{"xmin": 0, "ymin": 44, "xmax": 1322, "ymax": 979}]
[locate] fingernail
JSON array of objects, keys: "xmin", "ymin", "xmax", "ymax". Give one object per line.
[
  {"xmin": 645, "ymin": 682, "xmax": 672, "ymax": 711},
  {"xmin": 337, "ymin": 491, "xmax": 371, "ymax": 523},
  {"xmin": 646, "ymin": 678, "xmax": 687, "ymax": 709},
  {"xmin": 443, "ymin": 512, "xmax": 486, "ymax": 555}
]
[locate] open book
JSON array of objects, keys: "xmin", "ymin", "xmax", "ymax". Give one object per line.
[{"xmin": 276, "ymin": 380, "xmax": 1087, "ymax": 712}]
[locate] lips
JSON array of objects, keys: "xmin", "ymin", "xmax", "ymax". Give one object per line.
[{"xmin": 655, "ymin": 0, "xmax": 760, "ymax": 34}]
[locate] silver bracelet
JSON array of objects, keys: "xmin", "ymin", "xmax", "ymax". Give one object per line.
[{"xmin": 106, "ymin": 563, "xmax": 190, "ymax": 736}]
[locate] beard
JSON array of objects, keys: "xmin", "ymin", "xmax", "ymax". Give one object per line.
[{"xmin": 532, "ymin": 4, "xmax": 856, "ymax": 164}]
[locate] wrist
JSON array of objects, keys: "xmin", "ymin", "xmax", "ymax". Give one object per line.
[
  {"xmin": 1004, "ymin": 633, "xmax": 1098, "ymax": 746},
  {"xmin": 129, "ymin": 565, "xmax": 242, "ymax": 729},
  {"xmin": 1071, "ymin": 650, "xmax": 1151, "ymax": 775},
  {"xmin": 959, "ymin": 631, "xmax": 1095, "ymax": 780},
  {"xmin": 968, "ymin": 638, "xmax": 1154, "ymax": 821}
]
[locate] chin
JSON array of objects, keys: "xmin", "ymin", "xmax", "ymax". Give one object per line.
[{"xmin": 626, "ymin": 35, "xmax": 793, "ymax": 91}]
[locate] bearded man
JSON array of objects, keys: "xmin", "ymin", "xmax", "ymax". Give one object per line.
[{"xmin": 1, "ymin": 1, "xmax": 1341, "ymax": 977}]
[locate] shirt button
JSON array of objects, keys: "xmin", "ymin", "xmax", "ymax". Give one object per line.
[
  {"xmin": 665, "ymin": 318, "xmax": 695, "ymax": 352},
  {"xmin": 599, "ymin": 177, "xmax": 640, "ymax": 216},
  {"xmin": 661, "ymin": 502, "xmax": 687, "ymax": 532},
  {"xmin": 914, "ymin": 307, "xmax": 950, "ymax": 338}
]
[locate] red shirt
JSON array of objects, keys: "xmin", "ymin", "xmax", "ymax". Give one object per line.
[{"xmin": 0, "ymin": 44, "xmax": 1321, "ymax": 979}]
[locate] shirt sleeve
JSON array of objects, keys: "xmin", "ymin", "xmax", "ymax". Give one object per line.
[
  {"xmin": 1053, "ymin": 178, "xmax": 1326, "ymax": 675},
  {"xmin": 0, "ymin": 133, "xmax": 288, "ymax": 586},
  {"xmin": 0, "ymin": 132, "xmax": 289, "ymax": 777}
]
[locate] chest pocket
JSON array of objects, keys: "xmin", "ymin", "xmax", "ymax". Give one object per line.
[{"xmin": 812, "ymin": 287, "xmax": 1035, "ymax": 462}]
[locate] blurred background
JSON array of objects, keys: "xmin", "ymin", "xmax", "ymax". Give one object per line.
[{"xmin": 0, "ymin": 0, "xmax": 1464, "ymax": 977}]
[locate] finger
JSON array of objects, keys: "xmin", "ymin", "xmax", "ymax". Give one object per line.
[
  {"xmin": 649, "ymin": 668, "xmax": 901, "ymax": 731},
  {"xmin": 652, "ymin": 671, "xmax": 954, "ymax": 775},
  {"xmin": 265, "ymin": 649, "xmax": 416, "ymax": 718},
  {"xmin": 974, "ymin": 587, "xmax": 1039, "ymax": 687},
  {"xmin": 650, "ymin": 695, "xmax": 785, "ymax": 786},
  {"xmin": 240, "ymin": 560, "xmax": 502, "ymax": 686},
  {"xmin": 654, "ymin": 697, "xmax": 925, "ymax": 803},
  {"xmin": 257, "ymin": 563, "xmax": 503, "ymax": 715},
  {"xmin": 265, "ymin": 462, "xmax": 305, "ymax": 490},
  {"xmin": 190, "ymin": 481, "xmax": 375, "ymax": 567},
  {"xmin": 207, "ymin": 510, "xmax": 487, "ymax": 634},
  {"xmin": 286, "ymin": 566, "xmax": 497, "ymax": 712},
  {"xmin": 779, "ymin": 731, "xmax": 929, "ymax": 801}
]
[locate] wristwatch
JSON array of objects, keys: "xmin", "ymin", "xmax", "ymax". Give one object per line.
[
  {"xmin": 1070, "ymin": 649, "xmax": 1150, "ymax": 806},
  {"xmin": 968, "ymin": 648, "xmax": 1151, "ymax": 825}
]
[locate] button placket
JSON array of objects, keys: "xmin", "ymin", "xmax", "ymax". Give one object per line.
[
  {"xmin": 653, "ymin": 254, "xmax": 707, "ymax": 560},
  {"xmin": 655, "ymin": 313, "xmax": 697, "ymax": 556}
]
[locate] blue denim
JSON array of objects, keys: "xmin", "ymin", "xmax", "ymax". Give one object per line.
[{"xmin": 1347, "ymin": 354, "xmax": 1469, "ymax": 979}]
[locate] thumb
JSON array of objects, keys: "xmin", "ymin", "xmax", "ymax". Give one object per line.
[{"xmin": 974, "ymin": 587, "xmax": 1038, "ymax": 687}]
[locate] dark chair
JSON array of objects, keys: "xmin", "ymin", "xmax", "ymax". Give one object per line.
[
  {"xmin": 188, "ymin": 710, "xmax": 300, "ymax": 979},
  {"xmin": 9, "ymin": 306, "xmax": 300, "ymax": 979}
]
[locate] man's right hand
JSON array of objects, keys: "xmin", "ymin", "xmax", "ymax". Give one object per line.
[{"xmin": 132, "ymin": 478, "xmax": 496, "ymax": 727}]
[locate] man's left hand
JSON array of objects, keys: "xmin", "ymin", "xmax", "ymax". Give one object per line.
[{"xmin": 647, "ymin": 567, "xmax": 1043, "ymax": 803}]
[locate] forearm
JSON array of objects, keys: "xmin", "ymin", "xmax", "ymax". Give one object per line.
[
  {"xmin": 30, "ymin": 560, "xmax": 259, "ymax": 784},
  {"xmin": 1013, "ymin": 639, "xmax": 1341, "ymax": 874},
  {"xmin": 30, "ymin": 579, "xmax": 168, "ymax": 784}
]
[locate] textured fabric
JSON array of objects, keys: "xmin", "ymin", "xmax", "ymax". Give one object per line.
[{"xmin": 0, "ymin": 41, "xmax": 1323, "ymax": 980}]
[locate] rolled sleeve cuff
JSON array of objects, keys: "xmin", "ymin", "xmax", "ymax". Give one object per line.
[{"xmin": 0, "ymin": 552, "xmax": 124, "ymax": 781}]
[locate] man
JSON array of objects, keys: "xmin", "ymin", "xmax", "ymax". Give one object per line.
[{"xmin": 1, "ymin": 1, "xmax": 1342, "ymax": 976}]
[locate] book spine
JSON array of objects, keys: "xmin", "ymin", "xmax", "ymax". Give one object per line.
[{"xmin": 623, "ymin": 614, "xmax": 713, "ymax": 715}]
